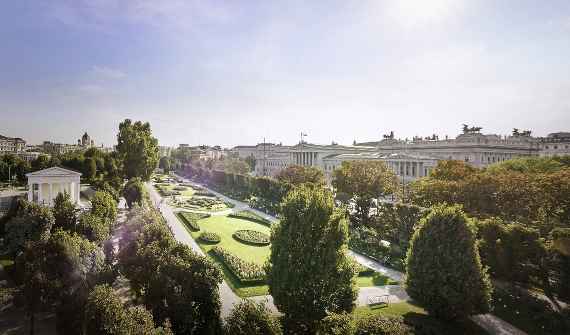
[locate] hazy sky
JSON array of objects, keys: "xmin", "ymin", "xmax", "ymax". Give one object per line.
[{"xmin": 1, "ymin": 0, "xmax": 569, "ymax": 147}]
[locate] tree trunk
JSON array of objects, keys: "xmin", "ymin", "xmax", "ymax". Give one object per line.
[{"xmin": 29, "ymin": 312, "xmax": 35, "ymax": 335}]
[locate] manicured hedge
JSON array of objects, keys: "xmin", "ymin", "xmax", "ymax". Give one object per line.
[
  {"xmin": 177, "ymin": 212, "xmax": 211, "ymax": 231},
  {"xmin": 233, "ymin": 230, "xmax": 270, "ymax": 246},
  {"xmin": 211, "ymin": 246, "xmax": 265, "ymax": 283},
  {"xmin": 194, "ymin": 190, "xmax": 216, "ymax": 197},
  {"xmin": 355, "ymin": 263, "xmax": 376, "ymax": 277},
  {"xmin": 199, "ymin": 231, "xmax": 221, "ymax": 244},
  {"xmin": 228, "ymin": 210, "xmax": 272, "ymax": 227}
]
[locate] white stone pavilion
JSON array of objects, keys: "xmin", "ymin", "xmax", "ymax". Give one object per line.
[{"xmin": 26, "ymin": 167, "xmax": 82, "ymax": 206}]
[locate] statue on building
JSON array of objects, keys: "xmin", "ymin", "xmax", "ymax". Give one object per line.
[
  {"xmin": 462, "ymin": 124, "xmax": 483, "ymax": 134},
  {"xmin": 382, "ymin": 131, "xmax": 395, "ymax": 140}
]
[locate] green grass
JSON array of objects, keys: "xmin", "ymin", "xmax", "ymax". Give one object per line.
[
  {"xmin": 356, "ymin": 272, "xmax": 399, "ymax": 287},
  {"xmin": 158, "ymin": 183, "xmax": 195, "ymax": 197},
  {"xmin": 354, "ymin": 302, "xmax": 487, "ymax": 334},
  {"xmin": 176, "ymin": 214, "xmax": 400, "ymax": 297}
]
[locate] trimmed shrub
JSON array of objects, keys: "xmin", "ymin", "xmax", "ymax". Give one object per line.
[
  {"xmin": 319, "ymin": 313, "xmax": 355, "ymax": 335},
  {"xmin": 233, "ymin": 230, "xmax": 270, "ymax": 246},
  {"xmin": 211, "ymin": 246, "xmax": 265, "ymax": 283},
  {"xmin": 177, "ymin": 212, "xmax": 210, "ymax": 231},
  {"xmin": 355, "ymin": 315, "xmax": 411, "ymax": 335},
  {"xmin": 229, "ymin": 210, "xmax": 272, "ymax": 226},
  {"xmin": 224, "ymin": 300, "xmax": 282, "ymax": 335},
  {"xmin": 405, "ymin": 205, "xmax": 492, "ymax": 320},
  {"xmin": 199, "ymin": 231, "xmax": 221, "ymax": 244}
]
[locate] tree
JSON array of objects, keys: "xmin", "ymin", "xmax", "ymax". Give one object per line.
[
  {"xmin": 116, "ymin": 119, "xmax": 159, "ymax": 180},
  {"xmin": 276, "ymin": 165, "xmax": 325, "ymax": 186},
  {"xmin": 159, "ymin": 156, "xmax": 172, "ymax": 173},
  {"xmin": 245, "ymin": 155, "xmax": 256, "ymax": 171},
  {"xmin": 118, "ymin": 208, "xmax": 223, "ymax": 334},
  {"xmin": 429, "ymin": 160, "xmax": 477, "ymax": 181},
  {"xmin": 266, "ymin": 186, "xmax": 357, "ymax": 333},
  {"xmin": 31, "ymin": 154, "xmax": 53, "ymax": 171},
  {"xmin": 223, "ymin": 158, "xmax": 250, "ymax": 174},
  {"xmin": 332, "ymin": 161, "xmax": 398, "ymax": 226},
  {"xmin": 224, "ymin": 300, "xmax": 282, "ymax": 335},
  {"xmin": 84, "ymin": 157, "xmax": 98, "ymax": 180},
  {"xmin": 18, "ymin": 230, "xmax": 104, "ymax": 335},
  {"xmin": 91, "ymin": 191, "xmax": 118, "ymax": 225},
  {"xmin": 85, "ymin": 284, "xmax": 169, "ymax": 335},
  {"xmin": 123, "ymin": 177, "xmax": 147, "ymax": 208},
  {"xmin": 52, "ymin": 192, "xmax": 78, "ymax": 232},
  {"xmin": 405, "ymin": 205, "xmax": 492, "ymax": 320},
  {"xmin": 77, "ymin": 212, "xmax": 110, "ymax": 244},
  {"xmin": 4, "ymin": 200, "xmax": 54, "ymax": 256}
]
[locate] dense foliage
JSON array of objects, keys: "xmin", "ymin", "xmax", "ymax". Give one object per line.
[
  {"xmin": 266, "ymin": 185, "xmax": 357, "ymax": 333},
  {"xmin": 123, "ymin": 177, "xmax": 147, "ymax": 208},
  {"xmin": 116, "ymin": 119, "xmax": 159, "ymax": 180},
  {"xmin": 332, "ymin": 160, "xmax": 398, "ymax": 226},
  {"xmin": 276, "ymin": 165, "xmax": 325, "ymax": 186},
  {"xmin": 118, "ymin": 207, "xmax": 223, "ymax": 334},
  {"xmin": 405, "ymin": 205, "xmax": 492, "ymax": 319},
  {"xmin": 212, "ymin": 246, "xmax": 266, "ymax": 283},
  {"xmin": 223, "ymin": 300, "xmax": 282, "ymax": 335}
]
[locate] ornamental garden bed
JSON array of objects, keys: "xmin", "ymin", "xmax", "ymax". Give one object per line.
[
  {"xmin": 233, "ymin": 230, "xmax": 270, "ymax": 246},
  {"xmin": 199, "ymin": 231, "xmax": 220, "ymax": 244},
  {"xmin": 176, "ymin": 211, "xmax": 211, "ymax": 231},
  {"xmin": 211, "ymin": 246, "xmax": 266, "ymax": 284},
  {"xmin": 228, "ymin": 210, "xmax": 272, "ymax": 227}
]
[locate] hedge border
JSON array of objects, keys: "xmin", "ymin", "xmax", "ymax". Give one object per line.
[
  {"xmin": 232, "ymin": 230, "xmax": 270, "ymax": 246},
  {"xmin": 211, "ymin": 247, "xmax": 266, "ymax": 284},
  {"xmin": 228, "ymin": 210, "xmax": 272, "ymax": 227}
]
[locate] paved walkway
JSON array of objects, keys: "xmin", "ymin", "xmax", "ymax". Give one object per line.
[{"xmin": 148, "ymin": 176, "xmax": 528, "ymax": 334}]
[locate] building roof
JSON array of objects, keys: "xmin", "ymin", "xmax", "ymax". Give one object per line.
[{"xmin": 26, "ymin": 166, "xmax": 82, "ymax": 177}]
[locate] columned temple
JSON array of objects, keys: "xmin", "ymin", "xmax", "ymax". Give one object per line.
[{"xmin": 26, "ymin": 167, "xmax": 82, "ymax": 206}]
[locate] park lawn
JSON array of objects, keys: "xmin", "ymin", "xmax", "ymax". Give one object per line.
[
  {"xmin": 356, "ymin": 272, "xmax": 399, "ymax": 287},
  {"xmin": 158, "ymin": 183, "xmax": 195, "ymax": 197},
  {"xmin": 354, "ymin": 302, "xmax": 487, "ymax": 335},
  {"xmin": 177, "ymin": 214, "xmax": 400, "ymax": 297}
]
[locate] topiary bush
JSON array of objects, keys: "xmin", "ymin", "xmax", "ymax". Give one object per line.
[
  {"xmin": 233, "ymin": 230, "xmax": 270, "ymax": 246},
  {"xmin": 211, "ymin": 246, "xmax": 265, "ymax": 283},
  {"xmin": 355, "ymin": 315, "xmax": 411, "ymax": 335},
  {"xmin": 199, "ymin": 231, "xmax": 220, "ymax": 244},
  {"xmin": 224, "ymin": 300, "xmax": 282, "ymax": 335},
  {"xmin": 177, "ymin": 212, "xmax": 210, "ymax": 231},
  {"xmin": 405, "ymin": 205, "xmax": 492, "ymax": 320}
]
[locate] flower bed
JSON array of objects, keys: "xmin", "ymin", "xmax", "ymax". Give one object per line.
[
  {"xmin": 211, "ymin": 246, "xmax": 265, "ymax": 283},
  {"xmin": 199, "ymin": 231, "xmax": 221, "ymax": 244},
  {"xmin": 177, "ymin": 211, "xmax": 211, "ymax": 231},
  {"xmin": 173, "ymin": 186, "xmax": 188, "ymax": 191},
  {"xmin": 228, "ymin": 210, "xmax": 272, "ymax": 227},
  {"xmin": 186, "ymin": 197, "xmax": 226, "ymax": 210},
  {"xmin": 233, "ymin": 230, "xmax": 270, "ymax": 246},
  {"xmin": 194, "ymin": 190, "xmax": 216, "ymax": 197}
]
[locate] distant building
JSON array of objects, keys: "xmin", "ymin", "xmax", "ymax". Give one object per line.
[
  {"xmin": 0, "ymin": 134, "xmax": 26, "ymax": 153},
  {"xmin": 159, "ymin": 146, "xmax": 173, "ymax": 157},
  {"xmin": 539, "ymin": 132, "xmax": 570, "ymax": 157}
]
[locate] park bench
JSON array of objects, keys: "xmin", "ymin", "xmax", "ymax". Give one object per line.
[{"xmin": 367, "ymin": 294, "xmax": 391, "ymax": 306}]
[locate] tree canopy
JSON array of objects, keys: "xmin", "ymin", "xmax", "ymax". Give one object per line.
[
  {"xmin": 116, "ymin": 119, "xmax": 159, "ymax": 180},
  {"xmin": 266, "ymin": 185, "xmax": 357, "ymax": 333},
  {"xmin": 332, "ymin": 160, "xmax": 398, "ymax": 226},
  {"xmin": 276, "ymin": 165, "xmax": 325, "ymax": 186},
  {"xmin": 405, "ymin": 205, "xmax": 492, "ymax": 319}
]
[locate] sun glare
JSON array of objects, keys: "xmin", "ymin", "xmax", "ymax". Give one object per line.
[{"xmin": 390, "ymin": 0, "xmax": 454, "ymax": 27}]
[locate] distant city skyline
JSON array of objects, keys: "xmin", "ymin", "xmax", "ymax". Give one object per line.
[{"xmin": 1, "ymin": 1, "xmax": 570, "ymax": 147}]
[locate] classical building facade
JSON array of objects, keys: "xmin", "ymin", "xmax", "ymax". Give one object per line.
[
  {"xmin": 0, "ymin": 134, "xmax": 26, "ymax": 153},
  {"xmin": 539, "ymin": 132, "xmax": 570, "ymax": 157},
  {"xmin": 26, "ymin": 167, "xmax": 82, "ymax": 206},
  {"xmin": 250, "ymin": 126, "xmax": 570, "ymax": 183}
]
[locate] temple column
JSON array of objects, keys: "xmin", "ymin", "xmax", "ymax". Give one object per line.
[
  {"xmin": 76, "ymin": 181, "xmax": 81, "ymax": 205},
  {"xmin": 49, "ymin": 183, "xmax": 53, "ymax": 206},
  {"xmin": 38, "ymin": 183, "xmax": 43, "ymax": 205}
]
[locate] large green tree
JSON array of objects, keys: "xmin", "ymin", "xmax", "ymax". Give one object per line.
[
  {"xmin": 116, "ymin": 119, "xmax": 159, "ymax": 180},
  {"xmin": 265, "ymin": 185, "xmax": 357, "ymax": 334},
  {"xmin": 4, "ymin": 200, "xmax": 54, "ymax": 256},
  {"xmin": 52, "ymin": 192, "xmax": 78, "ymax": 232},
  {"xmin": 123, "ymin": 177, "xmax": 147, "ymax": 208},
  {"xmin": 276, "ymin": 165, "xmax": 325, "ymax": 186},
  {"xmin": 90, "ymin": 190, "xmax": 118, "ymax": 225},
  {"xmin": 332, "ymin": 160, "xmax": 398, "ymax": 226},
  {"xmin": 405, "ymin": 205, "xmax": 492, "ymax": 320}
]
